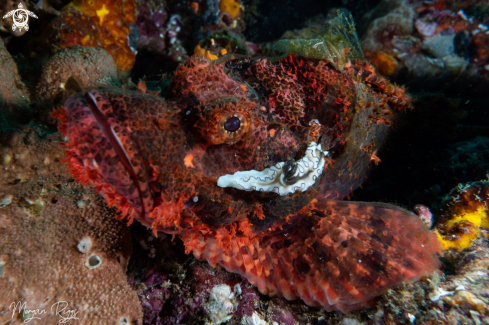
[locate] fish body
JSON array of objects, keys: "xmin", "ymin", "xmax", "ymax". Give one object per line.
[{"xmin": 55, "ymin": 55, "xmax": 439, "ymax": 312}]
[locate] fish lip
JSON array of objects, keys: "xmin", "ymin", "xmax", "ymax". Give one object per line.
[{"xmin": 217, "ymin": 142, "xmax": 327, "ymax": 196}]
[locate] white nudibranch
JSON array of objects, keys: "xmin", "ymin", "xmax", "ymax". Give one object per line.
[{"xmin": 217, "ymin": 142, "xmax": 327, "ymax": 196}]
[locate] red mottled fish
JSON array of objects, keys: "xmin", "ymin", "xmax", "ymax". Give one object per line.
[{"xmin": 54, "ymin": 53, "xmax": 440, "ymax": 312}]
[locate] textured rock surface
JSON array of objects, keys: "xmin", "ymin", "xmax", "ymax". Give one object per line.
[
  {"xmin": 0, "ymin": 129, "xmax": 142, "ymax": 325},
  {"xmin": 0, "ymin": 130, "xmax": 65, "ymax": 184},
  {"xmin": 36, "ymin": 47, "xmax": 119, "ymax": 105},
  {"xmin": 0, "ymin": 39, "xmax": 30, "ymax": 109},
  {"xmin": 0, "ymin": 38, "xmax": 30, "ymax": 136}
]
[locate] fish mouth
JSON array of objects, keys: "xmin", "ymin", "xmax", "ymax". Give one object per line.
[
  {"xmin": 59, "ymin": 89, "xmax": 159, "ymax": 227},
  {"xmin": 217, "ymin": 142, "xmax": 327, "ymax": 196}
]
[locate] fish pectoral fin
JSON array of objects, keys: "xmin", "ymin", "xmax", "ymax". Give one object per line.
[{"xmin": 186, "ymin": 199, "xmax": 440, "ymax": 313}]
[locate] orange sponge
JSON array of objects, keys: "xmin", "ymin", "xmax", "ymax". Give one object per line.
[
  {"xmin": 220, "ymin": 0, "xmax": 241, "ymax": 18},
  {"xmin": 44, "ymin": 0, "xmax": 138, "ymax": 72}
]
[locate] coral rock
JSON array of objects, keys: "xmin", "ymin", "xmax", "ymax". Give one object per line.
[
  {"xmin": 43, "ymin": 0, "xmax": 138, "ymax": 71},
  {"xmin": 0, "ymin": 129, "xmax": 142, "ymax": 325},
  {"xmin": 0, "ymin": 39, "xmax": 29, "ymax": 107},
  {"xmin": 220, "ymin": 0, "xmax": 241, "ymax": 19},
  {"xmin": 36, "ymin": 47, "xmax": 119, "ymax": 105},
  {"xmin": 0, "ymin": 39, "xmax": 30, "ymax": 135},
  {"xmin": 442, "ymin": 290, "xmax": 487, "ymax": 313},
  {"xmin": 204, "ymin": 284, "xmax": 235, "ymax": 323},
  {"xmin": 0, "ymin": 129, "xmax": 65, "ymax": 184},
  {"xmin": 435, "ymin": 181, "xmax": 489, "ymax": 250},
  {"xmin": 361, "ymin": 0, "xmax": 415, "ymax": 53},
  {"xmin": 135, "ymin": 0, "xmax": 168, "ymax": 54}
]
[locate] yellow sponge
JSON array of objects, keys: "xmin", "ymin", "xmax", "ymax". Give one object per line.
[{"xmin": 435, "ymin": 181, "xmax": 489, "ymax": 250}]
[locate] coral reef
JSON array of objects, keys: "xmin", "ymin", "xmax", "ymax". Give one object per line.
[
  {"xmin": 36, "ymin": 47, "xmax": 119, "ymax": 105},
  {"xmin": 135, "ymin": 0, "xmax": 168, "ymax": 55},
  {"xmin": 130, "ymin": 224, "xmax": 266, "ymax": 324},
  {"xmin": 220, "ymin": 0, "xmax": 241, "ymax": 19},
  {"xmin": 0, "ymin": 128, "xmax": 142, "ymax": 324},
  {"xmin": 435, "ymin": 181, "xmax": 489, "ymax": 250},
  {"xmin": 135, "ymin": 1, "xmax": 187, "ymax": 61},
  {"xmin": 361, "ymin": 0, "xmax": 416, "ymax": 53},
  {"xmin": 0, "ymin": 129, "xmax": 65, "ymax": 184},
  {"xmin": 130, "ymin": 254, "xmax": 260, "ymax": 325},
  {"xmin": 131, "ymin": 0, "xmax": 251, "ymax": 80},
  {"xmin": 371, "ymin": 242, "xmax": 489, "ymax": 324},
  {"xmin": 43, "ymin": 0, "xmax": 138, "ymax": 72},
  {"xmin": 274, "ymin": 9, "xmax": 364, "ymax": 71},
  {"xmin": 134, "ymin": 267, "xmax": 205, "ymax": 325},
  {"xmin": 362, "ymin": 0, "xmax": 466, "ymax": 79},
  {"xmin": 0, "ymin": 39, "xmax": 30, "ymax": 136},
  {"xmin": 360, "ymin": 0, "xmax": 489, "ymax": 92},
  {"xmin": 188, "ymin": 0, "xmax": 244, "ymax": 31},
  {"xmin": 0, "ymin": 0, "xmax": 487, "ymax": 321},
  {"xmin": 194, "ymin": 29, "xmax": 252, "ymax": 60},
  {"xmin": 413, "ymin": 204, "xmax": 434, "ymax": 228},
  {"xmin": 204, "ymin": 284, "xmax": 235, "ymax": 323}
]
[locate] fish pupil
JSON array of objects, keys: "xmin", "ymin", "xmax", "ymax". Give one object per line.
[{"xmin": 224, "ymin": 116, "xmax": 240, "ymax": 132}]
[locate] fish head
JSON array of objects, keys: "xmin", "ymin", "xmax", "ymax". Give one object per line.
[{"xmin": 56, "ymin": 56, "xmax": 394, "ymax": 234}]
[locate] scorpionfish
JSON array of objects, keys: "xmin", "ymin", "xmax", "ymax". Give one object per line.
[{"xmin": 54, "ymin": 13, "xmax": 440, "ymax": 312}]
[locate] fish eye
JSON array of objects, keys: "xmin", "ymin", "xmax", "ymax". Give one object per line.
[
  {"xmin": 215, "ymin": 111, "xmax": 250, "ymax": 144},
  {"xmin": 191, "ymin": 100, "xmax": 252, "ymax": 145},
  {"xmin": 224, "ymin": 116, "xmax": 240, "ymax": 132}
]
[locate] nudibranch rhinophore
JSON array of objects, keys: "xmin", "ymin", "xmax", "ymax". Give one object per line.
[{"xmin": 55, "ymin": 9, "xmax": 440, "ymax": 313}]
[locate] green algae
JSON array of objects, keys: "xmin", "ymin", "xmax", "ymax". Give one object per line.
[{"xmin": 273, "ymin": 9, "xmax": 364, "ymax": 71}]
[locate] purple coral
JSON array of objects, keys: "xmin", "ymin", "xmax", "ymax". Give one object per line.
[
  {"xmin": 413, "ymin": 204, "xmax": 434, "ymax": 228},
  {"xmin": 135, "ymin": 0, "xmax": 187, "ymax": 61},
  {"xmin": 139, "ymin": 269, "xmax": 171, "ymax": 324},
  {"xmin": 136, "ymin": 0, "xmax": 168, "ymax": 54},
  {"xmin": 269, "ymin": 298, "xmax": 299, "ymax": 325},
  {"xmin": 135, "ymin": 268, "xmax": 204, "ymax": 325},
  {"xmin": 234, "ymin": 281, "xmax": 260, "ymax": 319}
]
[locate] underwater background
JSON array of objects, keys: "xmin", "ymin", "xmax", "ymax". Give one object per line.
[{"xmin": 0, "ymin": 0, "xmax": 488, "ymax": 324}]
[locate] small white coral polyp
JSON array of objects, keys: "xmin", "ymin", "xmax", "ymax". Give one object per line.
[
  {"xmin": 85, "ymin": 254, "xmax": 102, "ymax": 269},
  {"xmin": 77, "ymin": 236, "xmax": 93, "ymax": 254}
]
